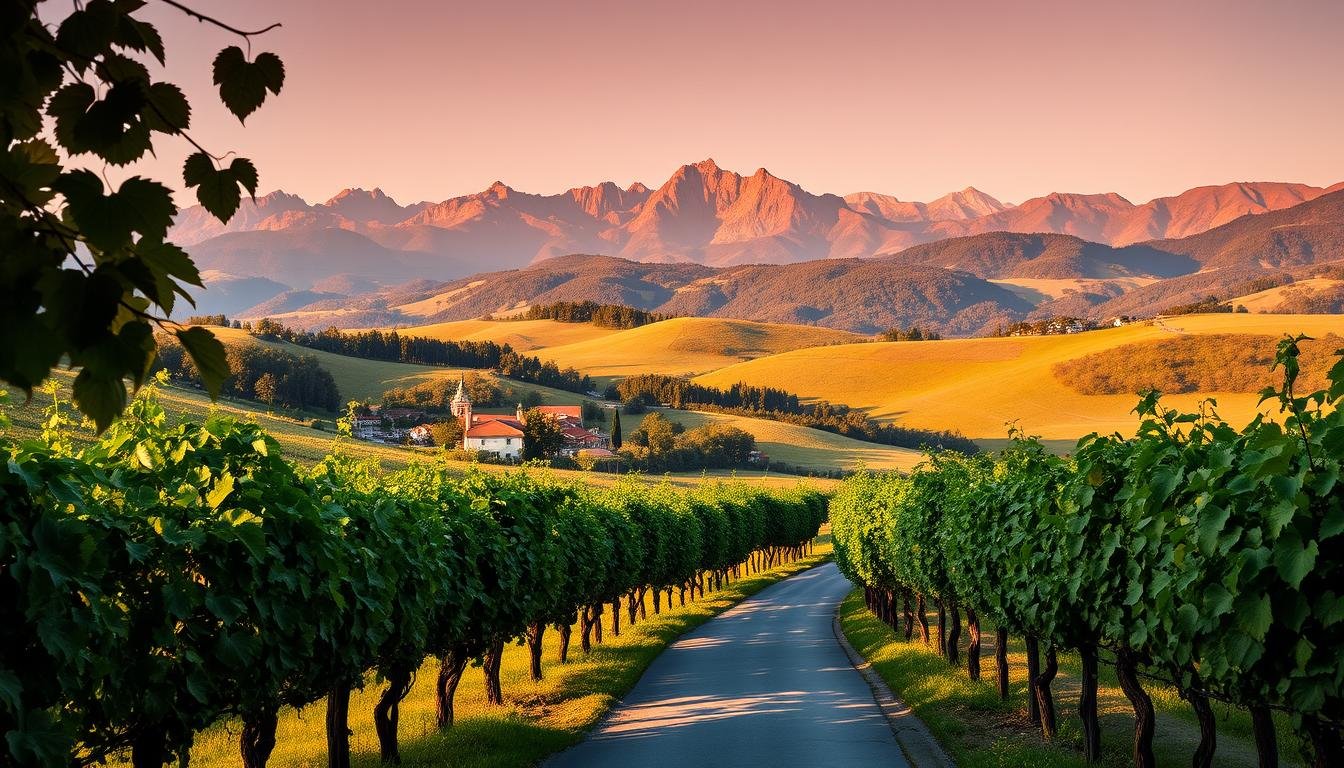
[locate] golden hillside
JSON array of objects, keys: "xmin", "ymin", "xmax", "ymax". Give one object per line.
[
  {"xmin": 693, "ymin": 314, "xmax": 1344, "ymax": 444},
  {"xmin": 531, "ymin": 317, "xmax": 864, "ymax": 380}
]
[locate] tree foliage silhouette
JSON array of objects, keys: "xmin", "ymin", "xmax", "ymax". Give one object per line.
[{"xmin": 1, "ymin": 1, "xmax": 285, "ymax": 430}]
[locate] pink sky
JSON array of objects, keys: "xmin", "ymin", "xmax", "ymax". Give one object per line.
[{"xmin": 61, "ymin": 0, "xmax": 1344, "ymax": 206}]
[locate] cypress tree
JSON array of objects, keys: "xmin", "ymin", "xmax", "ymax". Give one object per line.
[{"xmin": 611, "ymin": 410, "xmax": 623, "ymax": 449}]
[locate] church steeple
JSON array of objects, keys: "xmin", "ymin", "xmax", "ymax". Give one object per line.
[{"xmin": 450, "ymin": 375, "xmax": 472, "ymax": 424}]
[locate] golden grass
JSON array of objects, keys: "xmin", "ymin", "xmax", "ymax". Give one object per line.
[
  {"xmin": 530, "ymin": 317, "xmax": 865, "ymax": 380},
  {"xmin": 617, "ymin": 409, "xmax": 922, "ymax": 472},
  {"xmin": 121, "ymin": 539, "xmax": 834, "ymax": 768},
  {"xmin": 206, "ymin": 327, "xmax": 580, "ymax": 404},
  {"xmin": 838, "ymin": 590, "xmax": 1302, "ymax": 768},
  {"xmin": 1226, "ymin": 278, "xmax": 1344, "ymax": 313},
  {"xmin": 693, "ymin": 314, "xmax": 1344, "ymax": 442}
]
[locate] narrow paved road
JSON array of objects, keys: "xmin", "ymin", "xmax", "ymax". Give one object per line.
[{"xmin": 547, "ymin": 562, "xmax": 910, "ymax": 768}]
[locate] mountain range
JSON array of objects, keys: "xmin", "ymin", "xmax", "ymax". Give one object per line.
[
  {"xmin": 193, "ymin": 189, "xmax": 1344, "ymax": 336},
  {"xmin": 171, "ymin": 160, "xmax": 1344, "ymax": 336},
  {"xmin": 171, "ymin": 159, "xmax": 1342, "ymax": 284}
]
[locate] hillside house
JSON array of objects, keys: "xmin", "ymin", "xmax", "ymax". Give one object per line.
[
  {"xmin": 352, "ymin": 414, "xmax": 382, "ymax": 439},
  {"xmin": 407, "ymin": 425, "xmax": 433, "ymax": 445},
  {"xmin": 447, "ymin": 378, "xmax": 605, "ymax": 460}
]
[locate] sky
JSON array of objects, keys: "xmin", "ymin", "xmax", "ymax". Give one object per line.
[{"xmin": 54, "ymin": 0, "xmax": 1344, "ymax": 206}]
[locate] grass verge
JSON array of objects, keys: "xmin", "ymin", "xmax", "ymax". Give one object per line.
[
  {"xmin": 152, "ymin": 537, "xmax": 833, "ymax": 768},
  {"xmin": 837, "ymin": 589, "xmax": 1303, "ymax": 768}
]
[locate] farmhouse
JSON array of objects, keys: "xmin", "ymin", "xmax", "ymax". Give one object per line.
[
  {"xmin": 447, "ymin": 378, "xmax": 606, "ymax": 460},
  {"xmin": 351, "ymin": 414, "xmax": 382, "ymax": 439}
]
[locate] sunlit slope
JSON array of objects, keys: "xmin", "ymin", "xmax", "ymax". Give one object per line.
[
  {"xmin": 206, "ymin": 327, "xmax": 580, "ymax": 403},
  {"xmin": 2, "ymin": 377, "xmax": 828, "ymax": 489},
  {"xmin": 1225, "ymin": 278, "xmax": 1343, "ymax": 312},
  {"xmin": 531, "ymin": 317, "xmax": 864, "ymax": 379},
  {"xmin": 612, "ymin": 408, "xmax": 922, "ymax": 472},
  {"xmin": 694, "ymin": 314, "xmax": 1344, "ymax": 441},
  {"xmin": 351, "ymin": 318, "xmax": 621, "ymax": 352}
]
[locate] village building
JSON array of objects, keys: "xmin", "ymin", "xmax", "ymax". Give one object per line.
[
  {"xmin": 446, "ymin": 378, "xmax": 607, "ymax": 460},
  {"xmin": 351, "ymin": 414, "xmax": 382, "ymax": 439}
]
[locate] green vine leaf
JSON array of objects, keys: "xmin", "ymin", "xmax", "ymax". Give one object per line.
[
  {"xmin": 212, "ymin": 46, "xmax": 285, "ymax": 123},
  {"xmin": 175, "ymin": 327, "xmax": 228, "ymax": 398}
]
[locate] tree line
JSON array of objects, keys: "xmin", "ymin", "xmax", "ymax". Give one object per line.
[
  {"xmin": 517, "ymin": 301, "xmax": 670, "ymax": 329},
  {"xmin": 831, "ymin": 336, "xmax": 1344, "ymax": 767},
  {"xmin": 0, "ymin": 386, "xmax": 827, "ymax": 768},
  {"xmin": 246, "ymin": 320, "xmax": 593, "ymax": 394},
  {"xmin": 156, "ymin": 334, "xmax": 341, "ymax": 412},
  {"xmin": 616, "ymin": 375, "xmax": 977, "ymax": 453}
]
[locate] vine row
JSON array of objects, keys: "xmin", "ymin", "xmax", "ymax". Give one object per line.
[
  {"xmin": 0, "ymin": 387, "xmax": 827, "ymax": 768},
  {"xmin": 831, "ymin": 336, "xmax": 1343, "ymax": 767}
]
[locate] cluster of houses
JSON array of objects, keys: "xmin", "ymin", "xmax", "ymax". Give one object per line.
[
  {"xmin": 1002, "ymin": 315, "xmax": 1133, "ymax": 337},
  {"xmin": 350, "ymin": 408, "xmax": 429, "ymax": 444},
  {"xmin": 449, "ymin": 379, "xmax": 611, "ymax": 460},
  {"xmin": 351, "ymin": 378, "xmax": 612, "ymax": 462}
]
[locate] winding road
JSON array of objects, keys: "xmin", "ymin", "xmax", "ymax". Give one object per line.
[{"xmin": 546, "ymin": 562, "xmax": 914, "ymax": 768}]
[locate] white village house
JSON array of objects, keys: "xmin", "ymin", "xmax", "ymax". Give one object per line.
[{"xmin": 447, "ymin": 378, "xmax": 607, "ymax": 460}]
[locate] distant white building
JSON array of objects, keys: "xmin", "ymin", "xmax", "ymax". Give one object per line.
[
  {"xmin": 352, "ymin": 414, "xmax": 382, "ymax": 439},
  {"xmin": 451, "ymin": 378, "xmax": 524, "ymax": 459},
  {"xmin": 448, "ymin": 378, "xmax": 604, "ymax": 461}
]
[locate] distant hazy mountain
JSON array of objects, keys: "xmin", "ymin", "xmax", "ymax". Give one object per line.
[
  {"xmin": 227, "ymin": 190, "xmax": 1344, "ymax": 336},
  {"xmin": 169, "ymin": 160, "xmax": 1338, "ymax": 290}
]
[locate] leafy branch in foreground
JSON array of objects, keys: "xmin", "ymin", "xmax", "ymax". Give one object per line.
[{"xmin": 1, "ymin": 1, "xmax": 285, "ymax": 429}]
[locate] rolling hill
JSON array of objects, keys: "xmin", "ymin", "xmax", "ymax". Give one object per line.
[
  {"xmin": 206, "ymin": 327, "xmax": 581, "ymax": 403},
  {"xmin": 528, "ymin": 318, "xmax": 865, "ymax": 380},
  {"xmin": 691, "ymin": 313, "xmax": 1344, "ymax": 446},
  {"xmin": 620, "ymin": 408, "xmax": 921, "ymax": 472},
  {"xmin": 187, "ymin": 327, "xmax": 909, "ymax": 473},
  {"xmin": 239, "ymin": 253, "xmax": 1034, "ymax": 336}
]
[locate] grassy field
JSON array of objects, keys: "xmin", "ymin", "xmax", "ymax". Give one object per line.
[
  {"xmin": 351, "ymin": 318, "xmax": 622, "ymax": 352},
  {"xmin": 2, "ymin": 376, "xmax": 836, "ymax": 489},
  {"xmin": 208, "ymin": 327, "xmax": 587, "ymax": 404},
  {"xmin": 1226, "ymin": 278, "xmax": 1343, "ymax": 312},
  {"xmin": 615, "ymin": 407, "xmax": 923, "ymax": 472},
  {"xmin": 529, "ymin": 317, "xmax": 864, "ymax": 382},
  {"xmin": 838, "ymin": 590, "xmax": 1302, "ymax": 768},
  {"xmin": 693, "ymin": 313, "xmax": 1344, "ymax": 442},
  {"xmin": 129, "ymin": 538, "xmax": 833, "ymax": 768}
]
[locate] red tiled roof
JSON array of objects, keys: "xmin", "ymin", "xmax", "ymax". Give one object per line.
[
  {"xmin": 472, "ymin": 413, "xmax": 517, "ymax": 424},
  {"xmin": 465, "ymin": 420, "xmax": 524, "ymax": 438}
]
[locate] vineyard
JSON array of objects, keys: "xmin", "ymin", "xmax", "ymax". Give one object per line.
[
  {"xmin": 0, "ymin": 386, "xmax": 826, "ymax": 768},
  {"xmin": 831, "ymin": 336, "xmax": 1343, "ymax": 767}
]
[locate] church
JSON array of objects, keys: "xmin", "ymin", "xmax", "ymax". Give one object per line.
[
  {"xmin": 448, "ymin": 378, "xmax": 609, "ymax": 460},
  {"xmin": 450, "ymin": 378, "xmax": 525, "ymax": 459}
]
